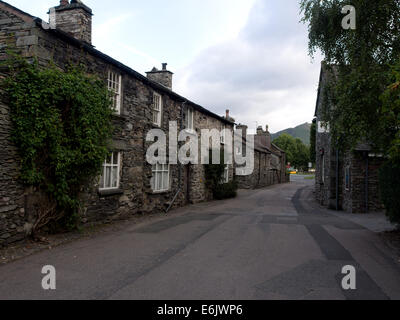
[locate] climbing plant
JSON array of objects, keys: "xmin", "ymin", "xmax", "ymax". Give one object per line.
[
  {"xmin": 2, "ymin": 55, "xmax": 114, "ymax": 231},
  {"xmin": 204, "ymin": 149, "xmax": 237, "ymax": 200}
]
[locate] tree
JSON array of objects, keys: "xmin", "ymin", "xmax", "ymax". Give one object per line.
[
  {"xmin": 300, "ymin": 0, "xmax": 400, "ymax": 153},
  {"xmin": 300, "ymin": 0, "xmax": 400, "ymax": 222},
  {"xmin": 273, "ymin": 134, "xmax": 310, "ymax": 170}
]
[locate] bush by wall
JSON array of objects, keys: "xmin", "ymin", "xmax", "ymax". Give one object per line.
[
  {"xmin": 213, "ymin": 181, "xmax": 238, "ymax": 200},
  {"xmin": 379, "ymin": 160, "xmax": 400, "ymax": 225},
  {"xmin": 204, "ymin": 149, "xmax": 238, "ymax": 200}
]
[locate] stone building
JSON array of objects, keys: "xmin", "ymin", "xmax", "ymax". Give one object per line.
[
  {"xmin": 235, "ymin": 124, "xmax": 287, "ymax": 189},
  {"xmin": 0, "ymin": 0, "xmax": 237, "ymax": 245},
  {"xmin": 314, "ymin": 62, "xmax": 385, "ymax": 213}
]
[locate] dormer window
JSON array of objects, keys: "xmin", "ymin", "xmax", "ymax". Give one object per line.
[{"xmin": 108, "ymin": 71, "xmax": 122, "ymax": 114}]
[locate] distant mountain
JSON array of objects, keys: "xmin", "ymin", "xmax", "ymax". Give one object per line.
[{"xmin": 271, "ymin": 122, "xmax": 311, "ymax": 145}]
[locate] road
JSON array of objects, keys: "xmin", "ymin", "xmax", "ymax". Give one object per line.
[{"xmin": 1, "ymin": 175, "xmax": 400, "ymax": 300}]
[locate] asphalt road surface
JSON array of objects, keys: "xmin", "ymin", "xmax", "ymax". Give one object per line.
[{"xmin": 1, "ymin": 175, "xmax": 400, "ymax": 300}]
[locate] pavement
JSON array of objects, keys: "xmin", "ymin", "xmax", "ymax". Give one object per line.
[{"xmin": 0, "ymin": 175, "xmax": 399, "ymax": 300}]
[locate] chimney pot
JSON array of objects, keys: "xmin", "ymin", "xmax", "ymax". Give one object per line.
[
  {"xmin": 146, "ymin": 63, "xmax": 173, "ymax": 89},
  {"xmin": 226, "ymin": 109, "xmax": 230, "ymax": 119},
  {"xmin": 60, "ymin": 0, "xmax": 69, "ymax": 5}
]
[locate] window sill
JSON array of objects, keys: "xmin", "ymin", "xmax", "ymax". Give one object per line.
[
  {"xmin": 98, "ymin": 188, "xmax": 124, "ymax": 197},
  {"xmin": 149, "ymin": 189, "xmax": 171, "ymax": 195},
  {"xmin": 184, "ymin": 129, "xmax": 197, "ymax": 136}
]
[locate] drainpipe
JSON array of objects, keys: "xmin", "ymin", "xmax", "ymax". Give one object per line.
[{"xmin": 165, "ymin": 100, "xmax": 186, "ymax": 213}]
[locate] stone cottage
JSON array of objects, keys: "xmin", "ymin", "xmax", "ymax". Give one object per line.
[
  {"xmin": 314, "ymin": 62, "xmax": 385, "ymax": 213},
  {"xmin": 0, "ymin": 0, "xmax": 237, "ymax": 245},
  {"xmin": 235, "ymin": 124, "xmax": 287, "ymax": 189}
]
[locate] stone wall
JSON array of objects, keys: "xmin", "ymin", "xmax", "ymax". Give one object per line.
[
  {"xmin": 0, "ymin": 8, "xmax": 39, "ymax": 246},
  {"xmin": 342, "ymin": 152, "xmax": 384, "ymax": 213},
  {"xmin": 0, "ymin": 5, "xmax": 236, "ymax": 246}
]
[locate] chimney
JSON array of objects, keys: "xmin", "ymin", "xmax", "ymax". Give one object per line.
[
  {"xmin": 146, "ymin": 63, "xmax": 174, "ymax": 89},
  {"xmin": 255, "ymin": 124, "xmax": 271, "ymax": 149},
  {"xmin": 236, "ymin": 124, "xmax": 248, "ymax": 139},
  {"xmin": 223, "ymin": 109, "xmax": 235, "ymax": 122},
  {"xmin": 51, "ymin": 0, "xmax": 93, "ymax": 44}
]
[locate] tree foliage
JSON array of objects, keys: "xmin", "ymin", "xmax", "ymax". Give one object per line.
[
  {"xmin": 273, "ymin": 133, "xmax": 310, "ymax": 170},
  {"xmin": 3, "ymin": 56, "xmax": 114, "ymax": 230},
  {"xmin": 379, "ymin": 161, "xmax": 400, "ymax": 225},
  {"xmin": 300, "ymin": 0, "xmax": 400, "ymax": 152}
]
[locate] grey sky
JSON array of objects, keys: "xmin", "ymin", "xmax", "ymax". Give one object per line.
[{"xmin": 9, "ymin": 0, "xmax": 322, "ymax": 133}]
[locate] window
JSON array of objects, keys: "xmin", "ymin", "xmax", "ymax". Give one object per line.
[
  {"xmin": 108, "ymin": 71, "xmax": 122, "ymax": 114},
  {"xmin": 317, "ymin": 121, "xmax": 330, "ymax": 133},
  {"xmin": 186, "ymin": 106, "xmax": 194, "ymax": 131},
  {"xmin": 236, "ymin": 146, "xmax": 242, "ymax": 155},
  {"xmin": 223, "ymin": 165, "xmax": 229, "ymax": 183},
  {"xmin": 221, "ymin": 124, "xmax": 226, "ymax": 144},
  {"xmin": 345, "ymin": 166, "xmax": 350, "ymax": 190},
  {"xmin": 153, "ymin": 92, "xmax": 162, "ymax": 126},
  {"xmin": 100, "ymin": 152, "xmax": 120, "ymax": 190},
  {"xmin": 151, "ymin": 163, "xmax": 170, "ymax": 192}
]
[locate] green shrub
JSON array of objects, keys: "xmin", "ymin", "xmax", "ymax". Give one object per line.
[
  {"xmin": 204, "ymin": 149, "xmax": 238, "ymax": 200},
  {"xmin": 213, "ymin": 180, "xmax": 238, "ymax": 200},
  {"xmin": 379, "ymin": 160, "xmax": 400, "ymax": 225}
]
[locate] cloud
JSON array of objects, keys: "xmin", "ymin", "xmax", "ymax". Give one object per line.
[{"xmin": 174, "ymin": 0, "xmax": 321, "ymax": 133}]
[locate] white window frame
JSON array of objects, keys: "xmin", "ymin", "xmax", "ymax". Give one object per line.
[
  {"xmin": 153, "ymin": 92, "xmax": 163, "ymax": 127},
  {"xmin": 223, "ymin": 165, "xmax": 229, "ymax": 183},
  {"xmin": 151, "ymin": 163, "xmax": 170, "ymax": 192},
  {"xmin": 108, "ymin": 71, "xmax": 122, "ymax": 114},
  {"xmin": 99, "ymin": 152, "xmax": 121, "ymax": 190},
  {"xmin": 186, "ymin": 106, "xmax": 194, "ymax": 132}
]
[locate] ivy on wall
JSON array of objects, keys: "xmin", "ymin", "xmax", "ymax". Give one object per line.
[
  {"xmin": 2, "ymin": 55, "xmax": 114, "ymax": 230},
  {"xmin": 204, "ymin": 149, "xmax": 237, "ymax": 200}
]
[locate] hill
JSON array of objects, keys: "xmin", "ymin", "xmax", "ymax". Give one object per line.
[{"xmin": 271, "ymin": 122, "xmax": 311, "ymax": 145}]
